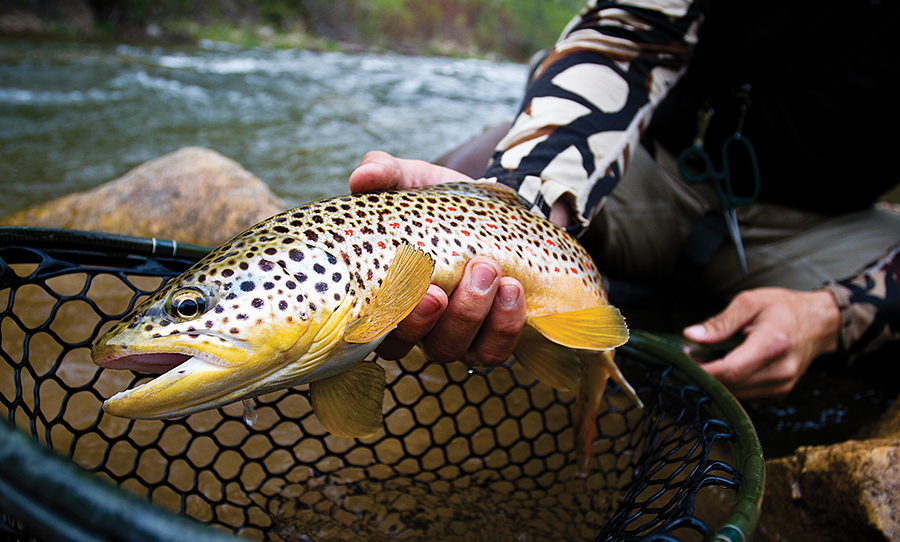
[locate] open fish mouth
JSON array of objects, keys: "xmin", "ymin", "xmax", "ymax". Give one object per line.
[{"xmin": 96, "ymin": 352, "xmax": 193, "ymax": 373}]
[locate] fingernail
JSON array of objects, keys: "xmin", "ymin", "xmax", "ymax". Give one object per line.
[
  {"xmin": 414, "ymin": 293, "xmax": 441, "ymax": 319},
  {"xmin": 472, "ymin": 263, "xmax": 497, "ymax": 294},
  {"xmin": 684, "ymin": 325, "xmax": 706, "ymax": 340},
  {"xmin": 498, "ymin": 284, "xmax": 519, "ymax": 309}
]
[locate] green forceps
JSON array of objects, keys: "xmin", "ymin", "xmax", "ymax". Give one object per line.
[{"xmin": 677, "ymin": 86, "xmax": 761, "ymax": 274}]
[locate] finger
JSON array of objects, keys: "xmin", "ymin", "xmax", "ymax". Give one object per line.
[
  {"xmin": 375, "ymin": 286, "xmax": 447, "ymax": 360},
  {"xmin": 349, "ymin": 151, "xmax": 477, "ymax": 194},
  {"xmin": 466, "ymin": 277, "xmax": 526, "ymax": 366},
  {"xmin": 683, "ymin": 290, "xmax": 761, "ymax": 344},
  {"xmin": 349, "ymin": 151, "xmax": 403, "ymax": 193},
  {"xmin": 700, "ymin": 328, "xmax": 792, "ymax": 397},
  {"xmin": 422, "ymin": 258, "xmax": 500, "ymax": 363}
]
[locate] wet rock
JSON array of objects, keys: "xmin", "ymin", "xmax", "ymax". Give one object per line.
[
  {"xmin": 1, "ymin": 147, "xmax": 287, "ymax": 246},
  {"xmin": 760, "ymin": 437, "xmax": 900, "ymax": 542}
]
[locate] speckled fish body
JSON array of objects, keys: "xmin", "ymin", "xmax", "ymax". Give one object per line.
[{"xmin": 92, "ymin": 182, "xmax": 639, "ymax": 469}]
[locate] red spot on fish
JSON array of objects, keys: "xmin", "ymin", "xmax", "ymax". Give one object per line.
[
  {"xmin": 486, "ymin": 224, "xmax": 498, "ymax": 229},
  {"xmin": 546, "ymin": 239, "xmax": 556, "ymax": 246},
  {"xmin": 425, "ymin": 218, "xmax": 433, "ymax": 223},
  {"xmin": 451, "ymin": 251, "xmax": 459, "ymax": 257},
  {"xmin": 417, "ymin": 241, "xmax": 425, "ymax": 247},
  {"xmin": 495, "ymin": 243, "xmax": 501, "ymax": 250},
  {"xmin": 344, "ymin": 229, "xmax": 354, "ymax": 236},
  {"xmin": 571, "ymin": 267, "xmax": 578, "ymax": 273},
  {"xmin": 378, "ymin": 241, "xmax": 386, "ymax": 249},
  {"xmin": 390, "ymin": 223, "xmax": 400, "ymax": 229},
  {"xmin": 554, "ymin": 267, "xmax": 560, "ymax": 272},
  {"xmin": 461, "ymin": 230, "xmax": 470, "ymax": 237},
  {"xmin": 447, "ymin": 207, "xmax": 457, "ymax": 212}
]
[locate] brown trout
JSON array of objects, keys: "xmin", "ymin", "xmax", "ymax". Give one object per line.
[{"xmin": 92, "ymin": 182, "xmax": 641, "ymax": 470}]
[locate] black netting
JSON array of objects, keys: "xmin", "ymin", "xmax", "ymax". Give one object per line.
[{"xmin": 0, "ymin": 228, "xmax": 762, "ymax": 542}]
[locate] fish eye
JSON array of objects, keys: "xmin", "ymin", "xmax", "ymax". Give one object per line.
[{"xmin": 165, "ymin": 287, "xmax": 210, "ymax": 321}]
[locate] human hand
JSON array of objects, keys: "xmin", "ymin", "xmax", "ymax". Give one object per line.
[
  {"xmin": 683, "ymin": 287, "xmax": 841, "ymax": 401},
  {"xmin": 349, "ymin": 151, "xmax": 527, "ymax": 366}
]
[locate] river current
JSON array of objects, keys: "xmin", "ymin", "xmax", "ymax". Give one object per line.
[{"xmin": 0, "ymin": 38, "xmax": 528, "ymax": 218}]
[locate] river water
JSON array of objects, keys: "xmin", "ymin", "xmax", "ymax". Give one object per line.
[{"xmin": 0, "ymin": 38, "xmax": 528, "ymax": 218}]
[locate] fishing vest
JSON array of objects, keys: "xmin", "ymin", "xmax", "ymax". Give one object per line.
[{"xmin": 647, "ymin": 0, "xmax": 899, "ymax": 214}]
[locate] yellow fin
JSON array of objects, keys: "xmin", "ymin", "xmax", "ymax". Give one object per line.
[
  {"xmin": 343, "ymin": 242, "xmax": 435, "ymax": 344},
  {"xmin": 309, "ymin": 361, "xmax": 386, "ymax": 438},
  {"xmin": 513, "ymin": 325, "xmax": 582, "ymax": 392},
  {"xmin": 527, "ymin": 305, "xmax": 629, "ymax": 351},
  {"xmin": 575, "ymin": 350, "xmax": 612, "ymax": 473},
  {"xmin": 574, "ymin": 350, "xmax": 643, "ymax": 473}
]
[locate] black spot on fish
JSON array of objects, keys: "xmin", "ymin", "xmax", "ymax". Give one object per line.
[
  {"xmin": 237, "ymin": 314, "xmax": 248, "ymax": 320},
  {"xmin": 215, "ymin": 306, "xmax": 225, "ymax": 314},
  {"xmin": 286, "ymin": 280, "xmax": 297, "ymax": 290},
  {"xmin": 251, "ymin": 298, "xmax": 264, "ymax": 309},
  {"xmin": 259, "ymin": 260, "xmax": 275, "ymax": 272},
  {"xmin": 289, "ymin": 249, "xmax": 304, "ymax": 262},
  {"xmin": 315, "ymin": 282, "xmax": 328, "ymax": 293},
  {"xmin": 263, "ymin": 282, "xmax": 275, "ymax": 290},
  {"xmin": 239, "ymin": 262, "xmax": 249, "ymax": 271},
  {"xmin": 240, "ymin": 281, "xmax": 255, "ymax": 292},
  {"xmin": 265, "ymin": 247, "xmax": 277, "ymax": 256},
  {"xmin": 332, "ymin": 272, "xmax": 342, "ymax": 282},
  {"xmin": 362, "ymin": 241, "xmax": 373, "ymax": 254},
  {"xmin": 304, "ymin": 230, "xmax": 318, "ymax": 242},
  {"xmin": 226, "ymin": 292, "xmax": 237, "ymax": 301},
  {"xmin": 326, "ymin": 253, "xmax": 337, "ymax": 265},
  {"xmin": 230, "ymin": 328, "xmax": 240, "ymax": 334},
  {"xmin": 296, "ymin": 274, "xmax": 307, "ymax": 283},
  {"xmin": 144, "ymin": 324, "xmax": 153, "ymax": 332},
  {"xmin": 205, "ymin": 320, "xmax": 214, "ymax": 329},
  {"xmin": 222, "ymin": 269, "xmax": 234, "ymax": 278},
  {"xmin": 278, "ymin": 300, "xmax": 288, "ymax": 311},
  {"xmin": 313, "ymin": 263, "xmax": 326, "ymax": 274},
  {"xmin": 334, "ymin": 293, "xmax": 341, "ymax": 301},
  {"xmin": 273, "ymin": 225, "xmax": 289, "ymax": 234}
]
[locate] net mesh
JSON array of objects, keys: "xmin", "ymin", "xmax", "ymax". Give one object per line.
[{"xmin": 0, "ymin": 229, "xmax": 748, "ymax": 542}]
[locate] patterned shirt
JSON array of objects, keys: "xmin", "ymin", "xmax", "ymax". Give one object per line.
[{"xmin": 479, "ymin": 0, "xmax": 899, "ymax": 360}]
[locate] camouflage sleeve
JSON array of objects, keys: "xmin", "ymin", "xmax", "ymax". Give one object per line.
[
  {"xmin": 481, "ymin": 0, "xmax": 704, "ymax": 235},
  {"xmin": 823, "ymin": 242, "xmax": 900, "ymax": 361}
]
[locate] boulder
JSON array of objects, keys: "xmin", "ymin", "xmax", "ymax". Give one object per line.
[
  {"xmin": 0, "ymin": 147, "xmax": 287, "ymax": 246},
  {"xmin": 758, "ymin": 406, "xmax": 900, "ymax": 542}
]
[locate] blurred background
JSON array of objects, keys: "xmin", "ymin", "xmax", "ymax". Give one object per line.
[{"xmin": 0, "ymin": 0, "xmax": 584, "ymax": 217}]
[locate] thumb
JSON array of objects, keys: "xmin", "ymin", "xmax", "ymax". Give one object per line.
[{"xmin": 684, "ymin": 294, "xmax": 756, "ymax": 344}]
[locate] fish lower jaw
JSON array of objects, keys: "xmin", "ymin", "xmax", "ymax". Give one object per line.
[{"xmin": 101, "ymin": 355, "xmax": 241, "ymax": 419}]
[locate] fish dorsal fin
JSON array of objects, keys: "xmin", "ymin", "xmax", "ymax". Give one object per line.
[
  {"xmin": 309, "ymin": 361, "xmax": 386, "ymax": 438},
  {"xmin": 343, "ymin": 242, "xmax": 435, "ymax": 344},
  {"xmin": 527, "ymin": 305, "xmax": 629, "ymax": 351},
  {"xmin": 513, "ymin": 325, "xmax": 582, "ymax": 392}
]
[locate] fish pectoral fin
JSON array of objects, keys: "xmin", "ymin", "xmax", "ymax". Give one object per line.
[
  {"xmin": 513, "ymin": 325, "xmax": 582, "ymax": 392},
  {"xmin": 308, "ymin": 361, "xmax": 386, "ymax": 439},
  {"xmin": 527, "ymin": 305, "xmax": 629, "ymax": 351},
  {"xmin": 343, "ymin": 242, "xmax": 435, "ymax": 344}
]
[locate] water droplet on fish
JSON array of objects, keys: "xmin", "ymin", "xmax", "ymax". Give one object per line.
[{"xmin": 242, "ymin": 399, "xmax": 257, "ymax": 427}]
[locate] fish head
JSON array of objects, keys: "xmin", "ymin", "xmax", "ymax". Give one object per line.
[{"xmin": 91, "ymin": 236, "xmax": 344, "ymax": 419}]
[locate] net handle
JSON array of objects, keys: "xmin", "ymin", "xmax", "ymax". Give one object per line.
[{"xmin": 0, "ymin": 227, "xmax": 213, "ymax": 261}]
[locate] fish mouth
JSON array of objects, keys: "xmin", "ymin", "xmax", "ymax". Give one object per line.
[
  {"xmin": 96, "ymin": 352, "xmax": 194, "ymax": 373},
  {"xmin": 96, "ymin": 347, "xmax": 263, "ymax": 420}
]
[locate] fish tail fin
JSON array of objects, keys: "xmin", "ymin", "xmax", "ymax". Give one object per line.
[{"xmin": 575, "ymin": 350, "xmax": 611, "ymax": 474}]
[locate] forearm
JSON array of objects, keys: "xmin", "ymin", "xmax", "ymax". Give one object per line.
[
  {"xmin": 482, "ymin": 0, "xmax": 703, "ymax": 233},
  {"xmin": 823, "ymin": 242, "xmax": 900, "ymax": 361}
]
